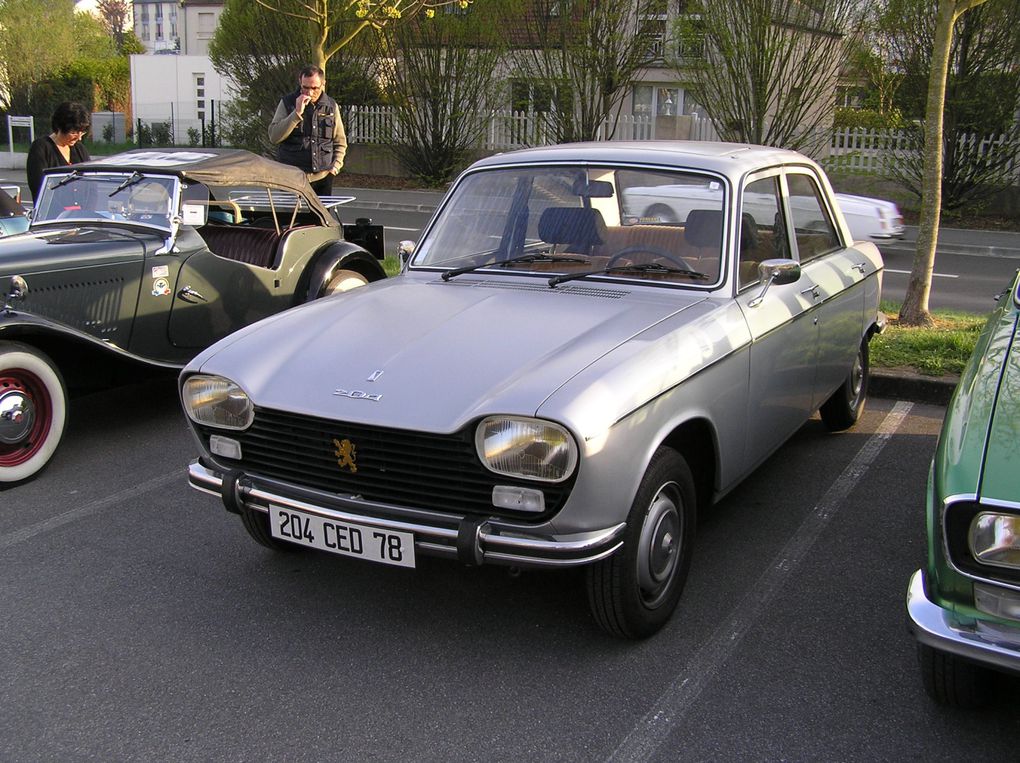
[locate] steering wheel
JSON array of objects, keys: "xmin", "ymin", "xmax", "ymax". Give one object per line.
[{"xmin": 607, "ymin": 245, "xmax": 697, "ymax": 272}]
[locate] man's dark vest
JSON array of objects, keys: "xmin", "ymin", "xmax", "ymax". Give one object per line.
[{"xmin": 277, "ymin": 90, "xmax": 338, "ymax": 173}]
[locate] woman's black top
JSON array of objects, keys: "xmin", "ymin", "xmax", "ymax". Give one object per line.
[{"xmin": 27, "ymin": 136, "xmax": 90, "ymax": 201}]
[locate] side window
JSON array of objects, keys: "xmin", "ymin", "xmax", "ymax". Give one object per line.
[
  {"xmin": 739, "ymin": 176, "xmax": 782, "ymax": 288},
  {"xmin": 787, "ymin": 173, "xmax": 841, "ymax": 263}
]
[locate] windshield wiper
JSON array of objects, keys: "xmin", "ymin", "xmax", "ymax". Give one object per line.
[
  {"xmin": 441, "ymin": 253, "xmax": 589, "ymax": 281},
  {"xmin": 109, "ymin": 171, "xmax": 144, "ymax": 197},
  {"xmin": 52, "ymin": 171, "xmax": 83, "ymax": 189},
  {"xmin": 548, "ymin": 262, "xmax": 710, "ymax": 288}
]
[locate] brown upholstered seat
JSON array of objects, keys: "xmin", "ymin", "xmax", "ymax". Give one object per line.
[{"xmin": 199, "ymin": 225, "xmax": 281, "ymax": 269}]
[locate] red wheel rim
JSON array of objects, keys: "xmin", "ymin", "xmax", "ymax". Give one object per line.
[{"xmin": 0, "ymin": 368, "xmax": 53, "ymax": 467}]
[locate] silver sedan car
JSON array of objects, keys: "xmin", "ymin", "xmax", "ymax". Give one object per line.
[{"xmin": 181, "ymin": 142, "xmax": 884, "ymax": 638}]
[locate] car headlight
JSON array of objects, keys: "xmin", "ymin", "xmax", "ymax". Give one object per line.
[
  {"xmin": 182, "ymin": 375, "xmax": 254, "ymax": 430},
  {"xmin": 475, "ymin": 416, "xmax": 577, "ymax": 483},
  {"xmin": 970, "ymin": 512, "xmax": 1020, "ymax": 570}
]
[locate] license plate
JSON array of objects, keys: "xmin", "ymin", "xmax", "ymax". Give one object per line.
[{"xmin": 269, "ymin": 506, "xmax": 415, "ymax": 568}]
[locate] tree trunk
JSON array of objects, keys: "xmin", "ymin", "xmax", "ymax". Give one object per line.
[{"xmin": 900, "ymin": 0, "xmax": 987, "ymax": 326}]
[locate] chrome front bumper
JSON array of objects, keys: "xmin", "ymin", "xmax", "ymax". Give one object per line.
[
  {"xmin": 188, "ymin": 460, "xmax": 625, "ymax": 569},
  {"xmin": 907, "ymin": 569, "xmax": 1020, "ymax": 675}
]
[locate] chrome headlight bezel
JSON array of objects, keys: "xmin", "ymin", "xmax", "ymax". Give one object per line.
[
  {"xmin": 181, "ymin": 374, "xmax": 254, "ymax": 431},
  {"xmin": 474, "ymin": 416, "xmax": 578, "ymax": 483}
]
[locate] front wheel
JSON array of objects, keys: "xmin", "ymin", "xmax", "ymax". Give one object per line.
[
  {"xmin": 586, "ymin": 447, "xmax": 696, "ymax": 639},
  {"xmin": 820, "ymin": 338, "xmax": 869, "ymax": 431},
  {"xmin": 917, "ymin": 644, "xmax": 990, "ymax": 708},
  {"xmin": 239, "ymin": 505, "xmax": 303, "ymax": 553},
  {"xmin": 0, "ymin": 342, "xmax": 68, "ymax": 483}
]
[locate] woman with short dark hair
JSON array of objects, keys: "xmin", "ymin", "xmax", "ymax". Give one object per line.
[{"xmin": 27, "ymin": 101, "xmax": 92, "ymax": 201}]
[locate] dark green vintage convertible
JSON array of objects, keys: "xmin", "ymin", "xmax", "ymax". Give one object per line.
[{"xmin": 0, "ymin": 148, "xmax": 386, "ymax": 482}]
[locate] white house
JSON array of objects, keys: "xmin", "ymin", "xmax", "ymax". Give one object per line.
[{"xmin": 129, "ymin": 54, "xmax": 237, "ymax": 142}]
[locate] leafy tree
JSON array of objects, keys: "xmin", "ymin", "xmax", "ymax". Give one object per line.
[
  {"xmin": 498, "ymin": 0, "xmax": 653, "ymax": 144},
  {"xmin": 674, "ymin": 0, "xmax": 867, "ymax": 152},
  {"xmin": 96, "ymin": 0, "xmax": 131, "ymax": 52},
  {"xmin": 210, "ymin": 0, "xmax": 383, "ymax": 154},
  {"xmin": 251, "ymin": 0, "xmax": 474, "ymax": 70},
  {"xmin": 900, "ymin": 0, "xmax": 990, "ymax": 328},
  {"xmin": 0, "ymin": 0, "xmax": 76, "ymax": 113},
  {"xmin": 387, "ymin": 5, "xmax": 507, "ymax": 184},
  {"xmin": 879, "ymin": 0, "xmax": 1020, "ymax": 211}
]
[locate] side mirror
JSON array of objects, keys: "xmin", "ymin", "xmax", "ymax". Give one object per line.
[
  {"xmin": 398, "ymin": 240, "xmax": 415, "ymax": 264},
  {"xmin": 748, "ymin": 259, "xmax": 800, "ymax": 308}
]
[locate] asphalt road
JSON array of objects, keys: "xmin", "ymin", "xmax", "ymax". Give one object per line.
[{"xmin": 3, "ymin": 378, "xmax": 1018, "ymax": 761}]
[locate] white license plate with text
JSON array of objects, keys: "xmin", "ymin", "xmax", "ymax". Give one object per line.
[{"xmin": 269, "ymin": 506, "xmax": 415, "ymax": 568}]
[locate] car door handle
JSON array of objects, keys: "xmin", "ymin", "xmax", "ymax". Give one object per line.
[
  {"xmin": 177, "ymin": 285, "xmax": 207, "ymax": 303},
  {"xmin": 800, "ymin": 284, "xmax": 820, "ymax": 299},
  {"xmin": 851, "ymin": 262, "xmax": 868, "ymax": 274}
]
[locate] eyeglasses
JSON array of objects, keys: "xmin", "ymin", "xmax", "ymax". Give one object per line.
[
  {"xmin": 300, "ymin": 85, "xmax": 323, "ymax": 93},
  {"xmin": 68, "ymin": 129, "xmax": 88, "ymax": 136}
]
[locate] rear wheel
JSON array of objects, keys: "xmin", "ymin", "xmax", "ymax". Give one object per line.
[
  {"xmin": 917, "ymin": 644, "xmax": 990, "ymax": 708},
  {"xmin": 321, "ymin": 268, "xmax": 369, "ymax": 296},
  {"xmin": 820, "ymin": 338, "xmax": 869, "ymax": 431},
  {"xmin": 0, "ymin": 342, "xmax": 67, "ymax": 483},
  {"xmin": 586, "ymin": 447, "xmax": 696, "ymax": 638}
]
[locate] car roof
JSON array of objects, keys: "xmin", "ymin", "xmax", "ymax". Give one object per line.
[
  {"xmin": 62, "ymin": 148, "xmax": 332, "ymax": 220},
  {"xmin": 468, "ymin": 141, "xmax": 822, "ymax": 181}
]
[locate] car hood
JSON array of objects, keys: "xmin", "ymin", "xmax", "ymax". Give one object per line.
[
  {"xmin": 979, "ymin": 313, "xmax": 1020, "ymax": 503},
  {"xmin": 0, "ymin": 226, "xmax": 157, "ymax": 275},
  {"xmin": 191, "ymin": 275, "xmax": 710, "ymax": 433},
  {"xmin": 938, "ymin": 293, "xmax": 1019, "ymax": 500}
]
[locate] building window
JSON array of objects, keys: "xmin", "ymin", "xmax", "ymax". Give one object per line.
[
  {"xmin": 198, "ymin": 12, "xmax": 215, "ymax": 39},
  {"xmin": 633, "ymin": 85, "xmax": 701, "ymax": 118}
]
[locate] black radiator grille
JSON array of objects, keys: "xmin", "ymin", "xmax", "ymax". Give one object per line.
[{"xmin": 198, "ymin": 407, "xmax": 574, "ymax": 519}]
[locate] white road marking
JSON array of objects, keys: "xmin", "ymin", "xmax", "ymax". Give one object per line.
[
  {"xmin": 885, "ymin": 268, "xmax": 958, "ymax": 278},
  {"xmin": 606, "ymin": 401, "xmax": 914, "ymax": 762},
  {"xmin": 0, "ymin": 471, "xmax": 180, "ymax": 549}
]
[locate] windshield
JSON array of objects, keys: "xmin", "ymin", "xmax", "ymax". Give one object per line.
[
  {"xmin": 412, "ymin": 165, "xmax": 726, "ymax": 286},
  {"xmin": 33, "ymin": 172, "xmax": 178, "ymax": 232}
]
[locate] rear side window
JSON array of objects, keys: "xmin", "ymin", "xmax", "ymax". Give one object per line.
[{"xmin": 787, "ymin": 174, "xmax": 841, "ymax": 262}]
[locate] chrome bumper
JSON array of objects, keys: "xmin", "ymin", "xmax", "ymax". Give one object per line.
[
  {"xmin": 907, "ymin": 569, "xmax": 1020, "ymax": 675},
  {"xmin": 188, "ymin": 460, "xmax": 625, "ymax": 568}
]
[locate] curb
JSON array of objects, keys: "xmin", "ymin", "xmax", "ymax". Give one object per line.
[{"xmin": 870, "ymin": 369, "xmax": 959, "ymax": 406}]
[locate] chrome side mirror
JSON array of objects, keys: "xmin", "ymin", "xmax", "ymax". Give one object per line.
[
  {"xmin": 398, "ymin": 240, "xmax": 415, "ymax": 264},
  {"xmin": 748, "ymin": 259, "xmax": 800, "ymax": 308},
  {"xmin": 4, "ymin": 275, "xmax": 28, "ymax": 310}
]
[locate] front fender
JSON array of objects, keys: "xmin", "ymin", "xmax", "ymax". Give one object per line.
[
  {"xmin": 0, "ymin": 310, "xmax": 178, "ymax": 390},
  {"xmin": 300, "ymin": 243, "xmax": 387, "ymax": 303}
]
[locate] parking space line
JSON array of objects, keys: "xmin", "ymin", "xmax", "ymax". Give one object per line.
[
  {"xmin": 0, "ymin": 471, "xmax": 179, "ymax": 550},
  {"xmin": 607, "ymin": 401, "xmax": 914, "ymax": 762}
]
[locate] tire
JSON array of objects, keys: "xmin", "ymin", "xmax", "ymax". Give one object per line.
[
  {"xmin": 820, "ymin": 338, "xmax": 869, "ymax": 431},
  {"xmin": 917, "ymin": 643, "xmax": 990, "ymax": 708},
  {"xmin": 586, "ymin": 447, "xmax": 696, "ymax": 639},
  {"xmin": 643, "ymin": 204, "xmax": 678, "ymax": 224},
  {"xmin": 0, "ymin": 342, "xmax": 67, "ymax": 483},
  {"xmin": 239, "ymin": 505, "xmax": 303, "ymax": 552},
  {"xmin": 320, "ymin": 268, "xmax": 369, "ymax": 297}
]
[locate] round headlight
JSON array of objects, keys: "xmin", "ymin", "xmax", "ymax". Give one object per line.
[
  {"xmin": 969, "ymin": 512, "xmax": 1020, "ymax": 570},
  {"xmin": 182, "ymin": 375, "xmax": 254, "ymax": 430},
  {"xmin": 475, "ymin": 416, "xmax": 578, "ymax": 483}
]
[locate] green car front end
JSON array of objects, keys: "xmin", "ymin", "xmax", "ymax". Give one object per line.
[{"xmin": 907, "ymin": 269, "xmax": 1020, "ymax": 706}]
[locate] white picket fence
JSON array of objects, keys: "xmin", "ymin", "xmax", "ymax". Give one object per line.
[
  {"xmin": 824, "ymin": 127, "xmax": 1020, "ymax": 180},
  {"xmin": 131, "ymin": 102, "xmax": 1017, "ymax": 181},
  {"xmin": 342, "ymin": 106, "xmax": 719, "ymax": 149}
]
